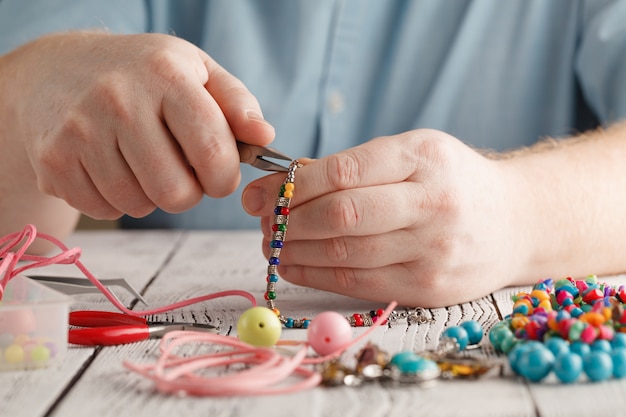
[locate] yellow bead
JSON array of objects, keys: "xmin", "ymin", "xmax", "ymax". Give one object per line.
[
  {"xmin": 511, "ymin": 316, "xmax": 530, "ymax": 329},
  {"xmin": 537, "ymin": 299, "xmax": 553, "ymax": 312},
  {"xmin": 29, "ymin": 345, "xmax": 50, "ymax": 362},
  {"xmin": 5, "ymin": 344, "xmax": 25, "ymax": 363},
  {"xmin": 237, "ymin": 307, "xmax": 282, "ymax": 347},
  {"xmin": 284, "ymin": 183, "xmax": 295, "ymax": 191},
  {"xmin": 283, "ymin": 190, "xmax": 293, "ymax": 198},
  {"xmin": 531, "ymin": 289, "xmax": 550, "ymax": 301}
]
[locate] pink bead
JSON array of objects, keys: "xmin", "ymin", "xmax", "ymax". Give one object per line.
[
  {"xmin": 556, "ymin": 291, "xmax": 572, "ymax": 305},
  {"xmin": 575, "ymin": 280, "xmax": 588, "ymax": 294},
  {"xmin": 580, "ymin": 325, "xmax": 597, "ymax": 344},
  {"xmin": 307, "ymin": 311, "xmax": 352, "ymax": 356},
  {"xmin": 598, "ymin": 325, "xmax": 615, "ymax": 341}
]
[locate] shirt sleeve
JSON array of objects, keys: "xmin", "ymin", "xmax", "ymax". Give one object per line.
[
  {"xmin": 0, "ymin": 0, "xmax": 148, "ymax": 54},
  {"xmin": 576, "ymin": 0, "xmax": 626, "ymax": 126}
]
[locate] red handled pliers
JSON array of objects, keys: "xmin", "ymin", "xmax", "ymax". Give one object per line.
[{"xmin": 68, "ymin": 311, "xmax": 218, "ymax": 346}]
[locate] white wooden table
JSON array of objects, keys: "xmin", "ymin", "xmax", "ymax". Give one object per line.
[{"xmin": 2, "ymin": 229, "xmax": 626, "ymax": 417}]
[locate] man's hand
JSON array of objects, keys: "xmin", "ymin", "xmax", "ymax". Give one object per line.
[
  {"xmin": 4, "ymin": 31, "xmax": 275, "ymax": 220},
  {"xmin": 242, "ymin": 130, "xmax": 531, "ymax": 307}
]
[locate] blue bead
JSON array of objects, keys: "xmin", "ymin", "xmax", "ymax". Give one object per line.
[
  {"xmin": 461, "ymin": 321, "xmax": 483, "ymax": 345},
  {"xmin": 570, "ymin": 341, "xmax": 591, "ymax": 358},
  {"xmin": 442, "ymin": 326, "xmax": 469, "ymax": 351},
  {"xmin": 544, "ymin": 337, "xmax": 570, "ymax": 357},
  {"xmin": 389, "ymin": 352, "xmax": 437, "ymax": 374},
  {"xmin": 584, "ymin": 351, "xmax": 613, "ymax": 382},
  {"xmin": 285, "ymin": 318, "xmax": 294, "ymax": 328},
  {"xmin": 302, "ymin": 319, "xmax": 311, "ymax": 329},
  {"xmin": 591, "ymin": 339, "xmax": 612, "ymax": 354},
  {"xmin": 508, "ymin": 344, "xmax": 530, "ymax": 375},
  {"xmin": 269, "ymin": 257, "xmax": 280, "ymax": 265},
  {"xmin": 270, "ymin": 240, "xmax": 284, "ymax": 248},
  {"xmin": 611, "ymin": 347, "xmax": 626, "ymax": 379},
  {"xmin": 489, "ymin": 324, "xmax": 513, "ymax": 351},
  {"xmin": 554, "ymin": 352, "xmax": 583, "ymax": 383},
  {"xmin": 612, "ymin": 333, "xmax": 626, "ymax": 350},
  {"xmin": 268, "ymin": 274, "xmax": 279, "ymax": 283},
  {"xmin": 517, "ymin": 344, "xmax": 555, "ymax": 382}
]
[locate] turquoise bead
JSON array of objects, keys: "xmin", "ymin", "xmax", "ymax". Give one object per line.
[
  {"xmin": 443, "ymin": 326, "xmax": 469, "ymax": 351},
  {"xmin": 489, "ymin": 324, "xmax": 513, "ymax": 352},
  {"xmin": 508, "ymin": 344, "xmax": 528, "ymax": 375},
  {"xmin": 554, "ymin": 352, "xmax": 583, "ymax": 383},
  {"xmin": 584, "ymin": 351, "xmax": 613, "ymax": 382},
  {"xmin": 461, "ymin": 321, "xmax": 483, "ymax": 345},
  {"xmin": 517, "ymin": 344, "xmax": 555, "ymax": 382},
  {"xmin": 611, "ymin": 347, "xmax": 626, "ymax": 379},
  {"xmin": 544, "ymin": 337, "xmax": 570, "ymax": 357},
  {"xmin": 389, "ymin": 351, "xmax": 437, "ymax": 374},
  {"xmin": 591, "ymin": 339, "xmax": 612, "ymax": 354},
  {"xmin": 612, "ymin": 333, "xmax": 626, "ymax": 349},
  {"xmin": 570, "ymin": 341, "xmax": 591, "ymax": 358},
  {"xmin": 499, "ymin": 334, "xmax": 519, "ymax": 354}
]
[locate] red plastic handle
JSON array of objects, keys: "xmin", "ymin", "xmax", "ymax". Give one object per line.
[
  {"xmin": 68, "ymin": 325, "xmax": 150, "ymax": 346},
  {"xmin": 69, "ymin": 311, "xmax": 147, "ymax": 327}
]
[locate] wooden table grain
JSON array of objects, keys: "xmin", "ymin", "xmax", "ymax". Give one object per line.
[{"xmin": 2, "ymin": 230, "xmax": 625, "ymax": 417}]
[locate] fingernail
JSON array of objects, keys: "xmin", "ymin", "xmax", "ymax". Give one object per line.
[{"xmin": 242, "ymin": 186, "xmax": 267, "ymax": 214}]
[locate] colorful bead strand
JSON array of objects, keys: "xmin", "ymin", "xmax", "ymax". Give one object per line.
[{"xmin": 264, "ymin": 160, "xmax": 395, "ymax": 328}]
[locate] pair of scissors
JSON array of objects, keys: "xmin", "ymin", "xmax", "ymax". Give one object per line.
[
  {"xmin": 237, "ymin": 141, "xmax": 292, "ymax": 172},
  {"xmin": 68, "ymin": 311, "xmax": 218, "ymax": 346}
]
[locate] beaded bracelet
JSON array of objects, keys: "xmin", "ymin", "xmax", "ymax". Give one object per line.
[{"xmin": 264, "ymin": 160, "xmax": 398, "ymax": 328}]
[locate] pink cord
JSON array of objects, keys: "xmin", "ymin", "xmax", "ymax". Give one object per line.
[
  {"xmin": 0, "ymin": 224, "xmax": 256, "ymax": 313},
  {"xmin": 1, "ymin": 225, "xmax": 397, "ymax": 396}
]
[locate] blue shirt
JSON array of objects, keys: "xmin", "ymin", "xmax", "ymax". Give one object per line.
[{"xmin": 1, "ymin": 0, "xmax": 625, "ymax": 229}]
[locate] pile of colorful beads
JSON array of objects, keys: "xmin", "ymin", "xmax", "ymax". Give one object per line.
[{"xmin": 490, "ymin": 275, "xmax": 626, "ymax": 383}]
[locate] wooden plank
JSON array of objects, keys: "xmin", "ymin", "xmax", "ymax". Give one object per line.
[
  {"xmin": 50, "ymin": 231, "xmax": 536, "ymax": 417},
  {"xmin": 0, "ymin": 230, "xmax": 181, "ymax": 417}
]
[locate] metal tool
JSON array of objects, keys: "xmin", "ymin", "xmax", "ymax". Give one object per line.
[
  {"xmin": 27, "ymin": 275, "xmax": 147, "ymax": 305},
  {"xmin": 68, "ymin": 310, "xmax": 218, "ymax": 346},
  {"xmin": 237, "ymin": 141, "xmax": 292, "ymax": 172}
]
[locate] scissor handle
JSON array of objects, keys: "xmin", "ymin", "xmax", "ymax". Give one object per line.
[
  {"xmin": 69, "ymin": 325, "xmax": 150, "ymax": 346},
  {"xmin": 69, "ymin": 311, "xmax": 147, "ymax": 327}
]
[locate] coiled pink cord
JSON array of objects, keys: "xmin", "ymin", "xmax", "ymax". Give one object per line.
[{"xmin": 1, "ymin": 225, "xmax": 396, "ymax": 396}]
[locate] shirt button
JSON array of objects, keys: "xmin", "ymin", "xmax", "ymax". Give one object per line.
[{"xmin": 327, "ymin": 90, "xmax": 345, "ymax": 114}]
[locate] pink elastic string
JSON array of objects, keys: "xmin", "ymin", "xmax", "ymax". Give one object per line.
[
  {"xmin": 0, "ymin": 224, "xmax": 256, "ymax": 313},
  {"xmin": 2, "ymin": 225, "xmax": 397, "ymax": 396}
]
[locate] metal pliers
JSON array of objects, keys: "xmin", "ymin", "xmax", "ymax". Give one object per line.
[{"xmin": 237, "ymin": 141, "xmax": 292, "ymax": 172}]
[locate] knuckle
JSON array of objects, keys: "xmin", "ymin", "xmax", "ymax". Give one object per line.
[
  {"xmin": 192, "ymin": 136, "xmax": 231, "ymax": 169},
  {"xmin": 325, "ymin": 195, "xmax": 361, "ymax": 233},
  {"xmin": 57, "ymin": 111, "xmax": 93, "ymax": 146},
  {"xmin": 152, "ymin": 181, "xmax": 203, "ymax": 213},
  {"xmin": 90, "ymin": 74, "xmax": 134, "ymax": 124},
  {"xmin": 326, "ymin": 152, "xmax": 362, "ymax": 191},
  {"xmin": 124, "ymin": 201, "xmax": 157, "ymax": 218},
  {"xmin": 325, "ymin": 237, "xmax": 350, "ymax": 264},
  {"xmin": 333, "ymin": 267, "xmax": 359, "ymax": 292}
]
